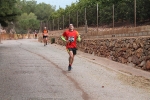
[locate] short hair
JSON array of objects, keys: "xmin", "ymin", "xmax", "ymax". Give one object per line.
[{"xmin": 69, "ymin": 24, "xmax": 73, "ymax": 26}]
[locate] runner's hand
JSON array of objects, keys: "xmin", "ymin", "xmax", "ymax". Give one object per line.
[{"xmin": 66, "ymin": 40, "xmax": 70, "ymax": 43}]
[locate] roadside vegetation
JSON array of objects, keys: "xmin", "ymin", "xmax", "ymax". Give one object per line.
[{"xmin": 0, "ymin": 0, "xmax": 150, "ymax": 33}]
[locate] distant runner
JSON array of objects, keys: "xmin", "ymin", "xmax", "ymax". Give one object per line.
[
  {"xmin": 34, "ymin": 30, "xmax": 38, "ymax": 39},
  {"xmin": 61, "ymin": 24, "xmax": 81, "ymax": 71},
  {"xmin": 42, "ymin": 27, "xmax": 48, "ymax": 46}
]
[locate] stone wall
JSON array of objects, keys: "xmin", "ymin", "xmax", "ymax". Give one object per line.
[
  {"xmin": 0, "ymin": 33, "xmax": 35, "ymax": 40},
  {"xmin": 53, "ymin": 36, "xmax": 150, "ymax": 71},
  {"xmin": 38, "ymin": 26, "xmax": 150, "ymax": 71},
  {"xmin": 86, "ymin": 25, "xmax": 150, "ymax": 38}
]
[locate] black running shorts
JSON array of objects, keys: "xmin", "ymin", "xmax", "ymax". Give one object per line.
[
  {"xmin": 43, "ymin": 36, "xmax": 48, "ymax": 39},
  {"xmin": 67, "ymin": 48, "xmax": 77, "ymax": 55}
]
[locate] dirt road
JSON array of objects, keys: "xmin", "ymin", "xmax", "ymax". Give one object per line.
[{"xmin": 0, "ymin": 39, "xmax": 150, "ymax": 100}]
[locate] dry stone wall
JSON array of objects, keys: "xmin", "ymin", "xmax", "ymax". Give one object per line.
[
  {"xmin": 0, "ymin": 33, "xmax": 35, "ymax": 40},
  {"xmin": 53, "ymin": 36, "xmax": 150, "ymax": 71}
]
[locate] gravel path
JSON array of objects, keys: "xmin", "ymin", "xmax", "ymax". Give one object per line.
[{"xmin": 0, "ymin": 39, "xmax": 150, "ymax": 100}]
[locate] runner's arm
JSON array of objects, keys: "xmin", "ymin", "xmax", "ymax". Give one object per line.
[
  {"xmin": 61, "ymin": 36, "xmax": 66, "ymax": 41},
  {"xmin": 61, "ymin": 31, "xmax": 67, "ymax": 41},
  {"xmin": 42, "ymin": 30, "xmax": 44, "ymax": 36},
  {"xmin": 77, "ymin": 32, "xmax": 81, "ymax": 42}
]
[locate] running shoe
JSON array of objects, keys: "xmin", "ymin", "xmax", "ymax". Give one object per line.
[{"xmin": 68, "ymin": 65, "xmax": 72, "ymax": 71}]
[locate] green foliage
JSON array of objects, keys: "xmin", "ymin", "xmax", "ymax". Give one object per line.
[
  {"xmin": 20, "ymin": 0, "xmax": 37, "ymax": 14},
  {"xmin": 34, "ymin": 3, "xmax": 55, "ymax": 21},
  {"xmin": 50, "ymin": 0, "xmax": 150, "ymax": 27},
  {"xmin": 16, "ymin": 12, "xmax": 40, "ymax": 33},
  {"xmin": 0, "ymin": 0, "xmax": 21, "ymax": 27},
  {"xmin": 16, "ymin": 0, "xmax": 55, "ymax": 21},
  {"xmin": 14, "ymin": 0, "xmax": 56, "ymax": 33},
  {"xmin": 2, "ymin": 0, "xmax": 149, "ymax": 29}
]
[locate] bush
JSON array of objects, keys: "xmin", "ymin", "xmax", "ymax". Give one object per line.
[{"xmin": 51, "ymin": 38, "xmax": 55, "ymax": 44}]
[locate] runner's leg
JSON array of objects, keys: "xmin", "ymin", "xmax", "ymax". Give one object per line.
[
  {"xmin": 68, "ymin": 50, "xmax": 74, "ymax": 71},
  {"xmin": 43, "ymin": 37, "xmax": 46, "ymax": 46},
  {"xmin": 46, "ymin": 37, "xmax": 47, "ymax": 45},
  {"xmin": 69, "ymin": 53, "xmax": 74, "ymax": 65}
]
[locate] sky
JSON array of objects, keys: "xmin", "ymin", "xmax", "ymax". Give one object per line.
[{"xmin": 36, "ymin": 0, "xmax": 78, "ymax": 10}]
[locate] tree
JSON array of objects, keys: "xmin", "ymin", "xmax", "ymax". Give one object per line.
[
  {"xmin": 34, "ymin": 3, "xmax": 55, "ymax": 21},
  {"xmin": 53, "ymin": 0, "xmax": 150, "ymax": 27},
  {"xmin": 16, "ymin": 13, "xmax": 40, "ymax": 34},
  {"xmin": 20, "ymin": 0, "xmax": 37, "ymax": 14},
  {"xmin": 0, "ymin": 0, "xmax": 21, "ymax": 27}
]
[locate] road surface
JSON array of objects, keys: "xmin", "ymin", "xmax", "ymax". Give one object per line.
[{"xmin": 0, "ymin": 39, "xmax": 150, "ymax": 100}]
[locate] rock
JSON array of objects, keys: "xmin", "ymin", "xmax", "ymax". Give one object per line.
[
  {"xmin": 142, "ymin": 66, "xmax": 147, "ymax": 70},
  {"xmin": 145, "ymin": 44, "xmax": 150, "ymax": 50},
  {"xmin": 145, "ymin": 56, "xmax": 150, "ymax": 60},
  {"xmin": 144, "ymin": 50, "xmax": 149, "ymax": 55},
  {"xmin": 133, "ymin": 43, "xmax": 138, "ymax": 50},
  {"xmin": 136, "ymin": 48, "xmax": 143, "ymax": 58},
  {"xmin": 121, "ymin": 57, "xmax": 128, "ymax": 64},
  {"xmin": 145, "ymin": 60, "xmax": 150, "ymax": 70},
  {"xmin": 127, "ymin": 62, "xmax": 135, "ymax": 67},
  {"xmin": 148, "ymin": 51, "xmax": 150, "ymax": 55},
  {"xmin": 129, "ymin": 39, "xmax": 135, "ymax": 44},
  {"xmin": 115, "ymin": 43, "xmax": 120, "ymax": 48},
  {"xmin": 128, "ymin": 57, "xmax": 132, "ymax": 62},
  {"xmin": 126, "ymin": 43, "xmax": 130, "ymax": 48},
  {"xmin": 110, "ymin": 41, "xmax": 115, "ymax": 47},
  {"xmin": 136, "ymin": 48, "xmax": 143, "ymax": 53},
  {"xmin": 121, "ymin": 47, "xmax": 128, "ymax": 51},
  {"xmin": 51, "ymin": 35, "xmax": 150, "ymax": 70},
  {"xmin": 138, "ymin": 61, "xmax": 146, "ymax": 67},
  {"xmin": 132, "ymin": 55, "xmax": 140, "ymax": 65},
  {"xmin": 139, "ymin": 42, "xmax": 144, "ymax": 47}
]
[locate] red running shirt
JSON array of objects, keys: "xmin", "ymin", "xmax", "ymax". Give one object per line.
[
  {"xmin": 43, "ymin": 29, "xmax": 48, "ymax": 36},
  {"xmin": 62, "ymin": 30, "xmax": 79, "ymax": 48}
]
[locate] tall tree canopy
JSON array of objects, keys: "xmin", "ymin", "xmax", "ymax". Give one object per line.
[
  {"xmin": 51, "ymin": 0, "xmax": 150, "ymax": 27},
  {"xmin": 0, "ymin": 0, "xmax": 21, "ymax": 27},
  {"xmin": 34, "ymin": 2, "xmax": 55, "ymax": 21},
  {"xmin": 1, "ymin": 0, "xmax": 149, "ymax": 31},
  {"xmin": 16, "ymin": 12, "xmax": 40, "ymax": 33}
]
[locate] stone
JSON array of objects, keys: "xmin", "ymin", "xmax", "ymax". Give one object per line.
[
  {"xmin": 136, "ymin": 48, "xmax": 143, "ymax": 53},
  {"xmin": 128, "ymin": 56, "xmax": 132, "ymax": 62},
  {"xmin": 127, "ymin": 62, "xmax": 135, "ymax": 67},
  {"xmin": 132, "ymin": 55, "xmax": 140, "ymax": 65},
  {"xmin": 126, "ymin": 43, "xmax": 130, "ymax": 48},
  {"xmin": 139, "ymin": 43, "xmax": 144, "ymax": 47},
  {"xmin": 144, "ymin": 50, "xmax": 149, "ymax": 55},
  {"xmin": 121, "ymin": 47, "xmax": 128, "ymax": 51},
  {"xmin": 121, "ymin": 57, "xmax": 128, "ymax": 64},
  {"xmin": 145, "ymin": 56, "xmax": 150, "ymax": 60},
  {"xmin": 136, "ymin": 48, "xmax": 143, "ymax": 58},
  {"xmin": 133, "ymin": 43, "xmax": 138, "ymax": 50},
  {"xmin": 110, "ymin": 41, "xmax": 115, "ymax": 47},
  {"xmin": 50, "ymin": 34, "xmax": 150, "ymax": 70},
  {"xmin": 129, "ymin": 39, "xmax": 135, "ymax": 44},
  {"xmin": 139, "ymin": 61, "xmax": 146, "ymax": 67},
  {"xmin": 142, "ymin": 66, "xmax": 147, "ymax": 70},
  {"xmin": 145, "ymin": 60, "xmax": 150, "ymax": 70},
  {"xmin": 145, "ymin": 44, "xmax": 150, "ymax": 50}
]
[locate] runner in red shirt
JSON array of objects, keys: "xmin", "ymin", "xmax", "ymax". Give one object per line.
[
  {"xmin": 42, "ymin": 27, "xmax": 48, "ymax": 46},
  {"xmin": 61, "ymin": 24, "xmax": 81, "ymax": 71},
  {"xmin": 34, "ymin": 30, "xmax": 38, "ymax": 39}
]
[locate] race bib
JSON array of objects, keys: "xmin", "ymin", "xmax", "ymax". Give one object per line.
[{"xmin": 68, "ymin": 36, "xmax": 74, "ymax": 42}]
